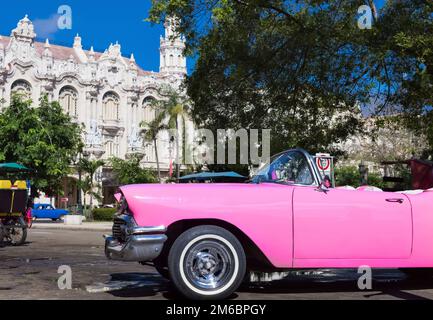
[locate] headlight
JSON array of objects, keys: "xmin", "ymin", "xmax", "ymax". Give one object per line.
[{"xmin": 117, "ymin": 196, "xmax": 129, "ymax": 215}]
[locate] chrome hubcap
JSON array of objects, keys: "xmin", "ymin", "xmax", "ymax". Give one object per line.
[{"xmin": 185, "ymin": 240, "xmax": 234, "ymax": 290}]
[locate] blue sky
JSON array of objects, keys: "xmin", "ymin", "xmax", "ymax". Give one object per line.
[{"xmin": 0, "ymin": 0, "xmax": 184, "ymax": 73}]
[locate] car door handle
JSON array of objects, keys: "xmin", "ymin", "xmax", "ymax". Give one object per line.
[{"xmin": 386, "ymin": 198, "xmax": 404, "ymax": 204}]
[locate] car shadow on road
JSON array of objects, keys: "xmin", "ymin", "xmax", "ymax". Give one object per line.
[
  {"xmin": 94, "ymin": 269, "xmax": 433, "ymax": 300},
  {"xmin": 96, "ymin": 272, "xmax": 240, "ymax": 300},
  {"xmin": 238, "ymin": 270, "xmax": 433, "ymax": 300},
  {"xmin": 89, "ymin": 272, "xmax": 170, "ymax": 298}
]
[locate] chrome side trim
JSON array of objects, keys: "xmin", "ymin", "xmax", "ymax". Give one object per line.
[{"xmin": 133, "ymin": 234, "xmax": 167, "ymax": 243}]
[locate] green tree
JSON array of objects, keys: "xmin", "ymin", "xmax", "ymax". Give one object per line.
[
  {"xmin": 0, "ymin": 95, "xmax": 83, "ymax": 195},
  {"xmin": 77, "ymin": 175, "xmax": 92, "ymax": 211},
  {"xmin": 335, "ymin": 165, "xmax": 387, "ymax": 189},
  {"xmin": 109, "ymin": 156, "xmax": 157, "ymax": 185},
  {"xmin": 148, "ymin": 0, "xmax": 369, "ymax": 156},
  {"xmin": 150, "ymin": 86, "xmax": 190, "ymax": 181},
  {"xmin": 148, "ymin": 0, "xmax": 433, "ymax": 157},
  {"xmin": 141, "ymin": 110, "xmax": 168, "ymax": 182},
  {"xmin": 77, "ymin": 158, "xmax": 105, "ymax": 212},
  {"xmin": 335, "ymin": 166, "xmax": 362, "ymax": 187},
  {"xmin": 376, "ymin": 1, "xmax": 433, "ymax": 155}
]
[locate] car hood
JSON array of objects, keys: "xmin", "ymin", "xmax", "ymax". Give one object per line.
[
  {"xmin": 119, "ymin": 183, "xmax": 292, "ymax": 222},
  {"xmin": 120, "ymin": 183, "xmax": 257, "ymax": 204},
  {"xmin": 120, "ymin": 183, "xmax": 267, "ymax": 201},
  {"xmin": 118, "ymin": 182, "xmax": 299, "ymax": 268}
]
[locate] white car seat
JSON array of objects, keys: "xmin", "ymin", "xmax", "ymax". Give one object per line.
[
  {"xmin": 396, "ymin": 190, "xmax": 424, "ymax": 195},
  {"xmin": 356, "ymin": 186, "xmax": 383, "ymax": 192},
  {"xmin": 336, "ymin": 186, "xmax": 356, "ymax": 190}
]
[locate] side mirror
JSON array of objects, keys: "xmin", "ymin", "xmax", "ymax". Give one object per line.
[
  {"xmin": 322, "ymin": 175, "xmax": 332, "ymax": 188},
  {"xmin": 316, "ymin": 175, "xmax": 332, "ymax": 193}
]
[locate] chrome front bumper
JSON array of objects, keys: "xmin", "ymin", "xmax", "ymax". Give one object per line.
[{"xmin": 104, "ymin": 216, "xmax": 167, "ymax": 262}]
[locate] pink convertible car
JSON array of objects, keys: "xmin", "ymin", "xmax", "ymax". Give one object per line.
[{"xmin": 104, "ymin": 148, "xmax": 433, "ymax": 300}]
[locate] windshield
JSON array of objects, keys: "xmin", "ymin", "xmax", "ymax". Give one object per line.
[{"xmin": 252, "ymin": 151, "xmax": 315, "ymax": 185}]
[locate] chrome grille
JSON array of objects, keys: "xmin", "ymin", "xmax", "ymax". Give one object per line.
[{"xmin": 112, "ymin": 217, "xmax": 126, "ymax": 241}]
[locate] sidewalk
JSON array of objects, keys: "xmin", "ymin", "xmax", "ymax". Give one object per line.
[{"xmin": 31, "ymin": 221, "xmax": 112, "ymax": 232}]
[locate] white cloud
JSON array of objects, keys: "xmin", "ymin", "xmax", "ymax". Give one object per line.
[{"xmin": 33, "ymin": 14, "xmax": 61, "ymax": 40}]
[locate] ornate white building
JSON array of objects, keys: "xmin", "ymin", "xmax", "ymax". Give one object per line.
[{"xmin": 0, "ymin": 15, "xmax": 190, "ymax": 205}]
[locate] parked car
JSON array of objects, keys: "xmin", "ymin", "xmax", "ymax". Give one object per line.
[
  {"xmin": 32, "ymin": 204, "xmax": 69, "ymax": 221},
  {"xmin": 104, "ymin": 148, "xmax": 433, "ymax": 300}
]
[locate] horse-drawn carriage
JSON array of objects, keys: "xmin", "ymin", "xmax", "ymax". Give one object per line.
[{"xmin": 0, "ymin": 163, "xmax": 33, "ymax": 246}]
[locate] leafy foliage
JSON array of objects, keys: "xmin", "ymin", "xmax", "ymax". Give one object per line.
[
  {"xmin": 141, "ymin": 106, "xmax": 169, "ymax": 182},
  {"xmin": 92, "ymin": 208, "xmax": 117, "ymax": 221},
  {"xmin": 0, "ymin": 95, "xmax": 83, "ymax": 195},
  {"xmin": 335, "ymin": 165, "xmax": 386, "ymax": 189},
  {"xmin": 144, "ymin": 86, "xmax": 190, "ymax": 180},
  {"xmin": 109, "ymin": 156, "xmax": 157, "ymax": 185},
  {"xmin": 148, "ymin": 0, "xmax": 433, "ymax": 157},
  {"xmin": 379, "ymin": 1, "xmax": 433, "ymax": 154},
  {"xmin": 77, "ymin": 158, "xmax": 105, "ymax": 210}
]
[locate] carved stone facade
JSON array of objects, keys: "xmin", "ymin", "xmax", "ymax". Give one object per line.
[{"xmin": 0, "ymin": 15, "xmax": 190, "ymax": 205}]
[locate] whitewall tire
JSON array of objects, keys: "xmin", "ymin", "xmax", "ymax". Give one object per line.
[{"xmin": 168, "ymin": 225, "xmax": 246, "ymax": 300}]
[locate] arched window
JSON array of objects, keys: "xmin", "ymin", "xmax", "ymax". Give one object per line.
[
  {"xmin": 11, "ymin": 80, "xmax": 32, "ymax": 100},
  {"xmin": 103, "ymin": 92, "xmax": 120, "ymax": 121},
  {"xmin": 169, "ymin": 54, "xmax": 174, "ymax": 66},
  {"xmin": 59, "ymin": 86, "xmax": 78, "ymax": 117},
  {"xmin": 142, "ymin": 97, "xmax": 157, "ymax": 124}
]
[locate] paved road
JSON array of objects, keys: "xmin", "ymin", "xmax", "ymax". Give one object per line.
[{"xmin": 1, "ymin": 229, "xmax": 433, "ymax": 300}]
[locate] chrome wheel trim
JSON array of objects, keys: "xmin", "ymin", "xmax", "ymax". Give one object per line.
[
  {"xmin": 179, "ymin": 234, "xmax": 239, "ymax": 296},
  {"xmin": 185, "ymin": 240, "xmax": 233, "ymax": 290}
]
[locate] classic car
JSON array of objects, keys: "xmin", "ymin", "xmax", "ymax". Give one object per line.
[
  {"xmin": 32, "ymin": 204, "xmax": 69, "ymax": 221},
  {"xmin": 104, "ymin": 148, "xmax": 433, "ymax": 300}
]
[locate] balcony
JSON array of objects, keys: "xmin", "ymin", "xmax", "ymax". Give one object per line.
[
  {"xmin": 126, "ymin": 147, "xmax": 145, "ymax": 160},
  {"xmin": 83, "ymin": 146, "xmax": 105, "ymax": 159},
  {"xmin": 102, "ymin": 119, "xmax": 124, "ymax": 134}
]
